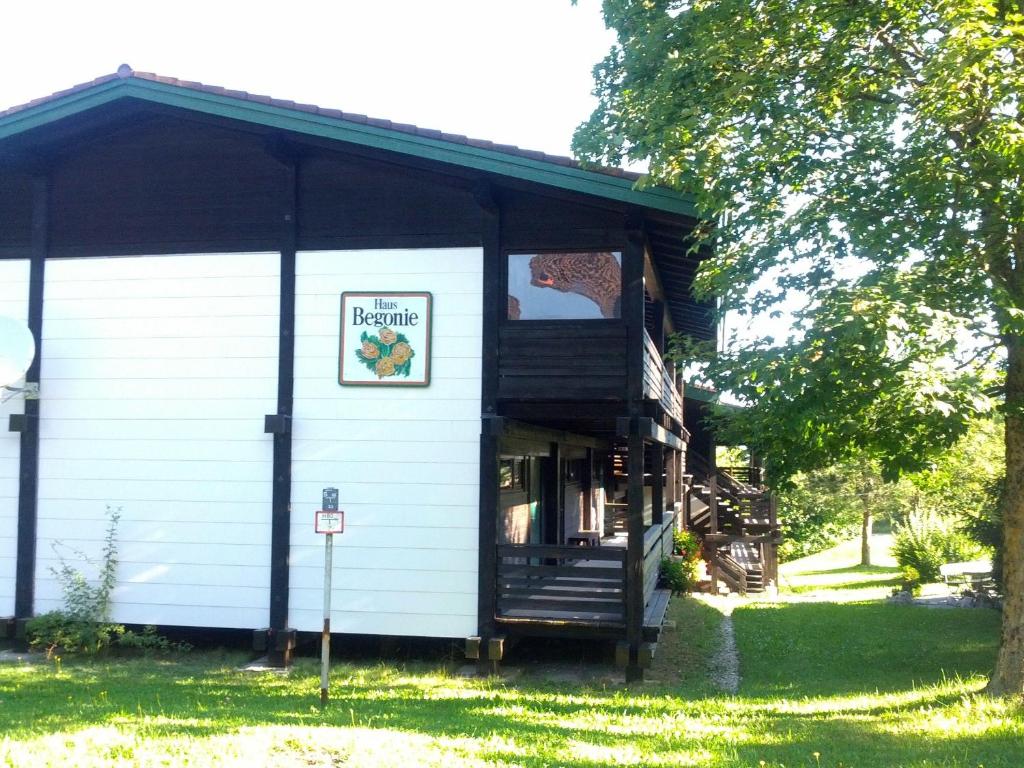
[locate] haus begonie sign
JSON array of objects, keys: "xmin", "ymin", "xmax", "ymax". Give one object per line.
[{"xmin": 339, "ymin": 292, "xmax": 432, "ymax": 386}]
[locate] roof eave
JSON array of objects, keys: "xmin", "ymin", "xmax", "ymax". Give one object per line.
[{"xmin": 0, "ymin": 77, "xmax": 699, "ymax": 219}]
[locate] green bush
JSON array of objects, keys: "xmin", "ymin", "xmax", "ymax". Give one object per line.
[
  {"xmin": 673, "ymin": 529, "xmax": 702, "ymax": 560},
  {"xmin": 26, "ymin": 505, "xmax": 186, "ymax": 658},
  {"xmin": 660, "ymin": 556, "xmax": 697, "ymax": 594},
  {"xmin": 25, "ymin": 611, "xmax": 123, "ymax": 657},
  {"xmin": 891, "ymin": 512, "xmax": 987, "ymax": 583}
]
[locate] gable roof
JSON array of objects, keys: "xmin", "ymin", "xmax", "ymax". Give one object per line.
[{"xmin": 0, "ymin": 66, "xmax": 698, "ymax": 219}]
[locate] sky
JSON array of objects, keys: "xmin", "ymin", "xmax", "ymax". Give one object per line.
[
  {"xmin": 1, "ymin": 0, "xmax": 776, "ymax": 348},
  {"xmin": 1, "ymin": 0, "xmax": 614, "ymax": 159}
]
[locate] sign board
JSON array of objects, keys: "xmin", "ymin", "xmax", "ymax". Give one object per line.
[
  {"xmin": 315, "ymin": 510, "xmax": 344, "ymax": 534},
  {"xmin": 339, "ymin": 292, "xmax": 432, "ymax": 387},
  {"xmin": 322, "ymin": 487, "xmax": 339, "ymax": 512}
]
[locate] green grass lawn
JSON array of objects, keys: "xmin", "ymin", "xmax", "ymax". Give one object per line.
[{"xmin": 1, "ymin": 542, "xmax": 1021, "ymax": 767}]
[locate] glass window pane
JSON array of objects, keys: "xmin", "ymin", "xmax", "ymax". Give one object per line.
[{"xmin": 507, "ymin": 252, "xmax": 622, "ymax": 320}]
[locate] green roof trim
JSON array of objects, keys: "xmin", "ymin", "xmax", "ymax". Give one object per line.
[{"xmin": 0, "ymin": 77, "xmax": 699, "ymax": 219}]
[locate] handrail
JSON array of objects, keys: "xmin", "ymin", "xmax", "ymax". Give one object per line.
[
  {"xmin": 496, "ymin": 544, "xmax": 626, "ymax": 562},
  {"xmin": 718, "ymin": 551, "xmax": 748, "ymax": 593}
]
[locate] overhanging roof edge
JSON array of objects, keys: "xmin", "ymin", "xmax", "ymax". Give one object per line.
[{"xmin": 0, "ymin": 77, "xmax": 699, "ymax": 219}]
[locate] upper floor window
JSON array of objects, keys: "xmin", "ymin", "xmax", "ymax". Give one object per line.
[{"xmin": 507, "ymin": 251, "xmax": 622, "ymax": 320}]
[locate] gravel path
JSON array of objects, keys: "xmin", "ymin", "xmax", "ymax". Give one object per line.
[{"xmin": 695, "ymin": 594, "xmax": 741, "ymax": 694}]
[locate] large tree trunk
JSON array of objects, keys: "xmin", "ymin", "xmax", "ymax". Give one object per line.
[
  {"xmin": 861, "ymin": 506, "xmax": 872, "ymax": 567},
  {"xmin": 988, "ymin": 333, "xmax": 1024, "ymax": 696}
]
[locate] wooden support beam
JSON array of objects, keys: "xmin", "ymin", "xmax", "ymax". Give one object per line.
[
  {"xmin": 624, "ymin": 221, "xmax": 646, "ymax": 682},
  {"xmin": 477, "ymin": 419, "xmax": 500, "ymax": 672},
  {"xmin": 266, "ymin": 151, "xmax": 298, "ymax": 667},
  {"xmin": 14, "ymin": 173, "xmax": 47, "ymax": 622},
  {"xmin": 493, "ymin": 417, "xmax": 609, "ymax": 450}
]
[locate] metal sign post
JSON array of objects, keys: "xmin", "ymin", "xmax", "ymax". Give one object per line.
[{"xmin": 315, "ymin": 487, "xmax": 342, "ymax": 705}]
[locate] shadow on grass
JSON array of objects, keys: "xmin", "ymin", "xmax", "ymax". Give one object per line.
[
  {"xmin": 792, "ymin": 564, "xmax": 901, "ymax": 577},
  {"xmin": 1, "ymin": 653, "xmax": 1020, "ymax": 768},
  {"xmin": 783, "ymin": 575, "xmax": 903, "ymax": 593}
]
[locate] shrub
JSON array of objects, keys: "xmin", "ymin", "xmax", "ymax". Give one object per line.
[
  {"xmin": 673, "ymin": 529, "xmax": 702, "ymax": 561},
  {"xmin": 660, "ymin": 556, "xmax": 696, "ymax": 594},
  {"xmin": 25, "ymin": 505, "xmax": 185, "ymax": 657},
  {"xmin": 891, "ymin": 511, "xmax": 988, "ymax": 583}
]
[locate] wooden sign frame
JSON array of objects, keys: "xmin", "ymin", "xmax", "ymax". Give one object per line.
[{"xmin": 338, "ymin": 291, "xmax": 432, "ymax": 387}]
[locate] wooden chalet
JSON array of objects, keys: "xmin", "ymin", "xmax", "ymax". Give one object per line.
[{"xmin": 0, "ymin": 68, "xmax": 777, "ymax": 680}]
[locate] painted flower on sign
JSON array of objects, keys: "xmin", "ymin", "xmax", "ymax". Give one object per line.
[
  {"xmin": 355, "ymin": 327, "xmax": 415, "ymax": 379},
  {"xmin": 391, "ymin": 341, "xmax": 412, "ymax": 365}
]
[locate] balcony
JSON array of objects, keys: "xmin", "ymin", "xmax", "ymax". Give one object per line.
[
  {"xmin": 496, "ymin": 322, "xmax": 684, "ymax": 425},
  {"xmin": 642, "ymin": 329, "xmax": 683, "ymax": 424}
]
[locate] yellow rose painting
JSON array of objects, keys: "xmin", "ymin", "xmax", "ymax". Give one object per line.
[{"xmin": 355, "ymin": 326, "xmax": 415, "ymax": 379}]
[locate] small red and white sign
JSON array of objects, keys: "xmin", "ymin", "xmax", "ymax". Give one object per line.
[{"xmin": 315, "ymin": 510, "xmax": 344, "ymax": 534}]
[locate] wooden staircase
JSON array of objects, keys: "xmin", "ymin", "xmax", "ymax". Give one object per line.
[{"xmin": 686, "ymin": 455, "xmax": 779, "ymax": 595}]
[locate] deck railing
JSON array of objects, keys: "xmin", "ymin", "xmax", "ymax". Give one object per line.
[
  {"xmin": 495, "ymin": 544, "xmax": 627, "ymax": 625},
  {"xmin": 642, "ymin": 329, "xmax": 684, "ymax": 424},
  {"xmin": 642, "ymin": 511, "xmax": 677, "ymax": 607}
]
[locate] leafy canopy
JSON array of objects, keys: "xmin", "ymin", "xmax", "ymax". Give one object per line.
[{"xmin": 574, "ymin": 0, "xmax": 1022, "ymax": 480}]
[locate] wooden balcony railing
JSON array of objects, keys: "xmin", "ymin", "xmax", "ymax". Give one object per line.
[
  {"xmin": 495, "ymin": 544, "xmax": 626, "ymax": 625},
  {"xmin": 642, "ymin": 329, "xmax": 684, "ymax": 424}
]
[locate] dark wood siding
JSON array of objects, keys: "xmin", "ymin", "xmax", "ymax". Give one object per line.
[
  {"xmin": 0, "ymin": 172, "xmax": 32, "ymax": 257},
  {"xmin": 501, "ymin": 188, "xmax": 627, "ymax": 251},
  {"xmin": 497, "ymin": 321, "xmax": 627, "ymax": 401},
  {"xmin": 49, "ymin": 118, "xmax": 287, "ymax": 256},
  {"xmin": 299, "ymin": 153, "xmax": 480, "ymax": 247}
]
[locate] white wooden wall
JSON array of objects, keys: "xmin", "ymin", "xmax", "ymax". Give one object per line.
[
  {"xmin": 290, "ymin": 248, "xmax": 481, "ymax": 637},
  {"xmin": 0, "ymin": 259, "xmax": 30, "ymax": 616},
  {"xmin": 34, "ymin": 253, "xmax": 279, "ymax": 628}
]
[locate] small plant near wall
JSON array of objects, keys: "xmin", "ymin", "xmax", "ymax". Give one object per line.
[
  {"xmin": 660, "ymin": 529, "xmax": 703, "ymax": 594},
  {"xmin": 25, "ymin": 505, "xmax": 189, "ymax": 657}
]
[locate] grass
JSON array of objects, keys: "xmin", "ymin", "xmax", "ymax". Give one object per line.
[{"xmin": 0, "ymin": 540, "xmax": 1021, "ymax": 767}]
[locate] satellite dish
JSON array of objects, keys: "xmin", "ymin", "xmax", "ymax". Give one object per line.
[{"xmin": 0, "ymin": 316, "xmax": 35, "ymax": 388}]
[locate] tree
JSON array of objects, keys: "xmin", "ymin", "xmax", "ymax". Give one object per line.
[{"xmin": 574, "ymin": 1, "xmax": 1024, "ymax": 694}]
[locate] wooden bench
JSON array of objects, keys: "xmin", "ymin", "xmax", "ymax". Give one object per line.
[{"xmin": 642, "ymin": 589, "xmax": 672, "ymax": 642}]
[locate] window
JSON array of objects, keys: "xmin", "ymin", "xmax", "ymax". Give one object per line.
[
  {"xmin": 507, "ymin": 251, "xmax": 622, "ymax": 320},
  {"xmin": 499, "ymin": 458, "xmax": 526, "ymax": 492}
]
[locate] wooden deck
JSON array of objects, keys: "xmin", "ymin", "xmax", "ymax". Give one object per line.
[{"xmin": 494, "ymin": 513, "xmax": 677, "ymax": 635}]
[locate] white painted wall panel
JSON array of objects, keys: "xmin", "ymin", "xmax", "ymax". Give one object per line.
[
  {"xmin": 35, "ymin": 253, "xmax": 279, "ymax": 628},
  {"xmin": 0, "ymin": 259, "xmax": 30, "ymax": 616},
  {"xmin": 291, "ymin": 248, "xmax": 482, "ymax": 638}
]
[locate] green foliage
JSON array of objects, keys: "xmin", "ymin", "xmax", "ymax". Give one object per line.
[
  {"xmin": 663, "ymin": 528, "xmax": 702, "ymax": 593},
  {"xmin": 116, "ymin": 625, "xmax": 192, "ymax": 654},
  {"xmin": 25, "ymin": 612, "xmax": 123, "ymax": 658},
  {"xmin": 25, "ymin": 506, "xmax": 184, "ymax": 657},
  {"xmin": 891, "ymin": 511, "xmax": 987, "ymax": 583},
  {"xmin": 672, "ymin": 528, "xmax": 701, "ymax": 560},
  {"xmin": 575, "ymin": 0, "xmax": 1015, "ymax": 480},
  {"xmin": 898, "ymin": 565, "xmax": 924, "ymax": 596},
  {"xmin": 659, "ymin": 556, "xmax": 693, "ymax": 594}
]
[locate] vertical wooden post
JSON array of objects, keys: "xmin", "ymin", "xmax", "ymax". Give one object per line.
[
  {"xmin": 583, "ymin": 448, "xmax": 595, "ymax": 533},
  {"xmin": 708, "ymin": 474, "xmax": 719, "ymax": 595},
  {"xmin": 476, "ymin": 184, "xmax": 501, "ymax": 668},
  {"xmin": 14, "ymin": 173, "xmax": 47, "ymax": 625},
  {"xmin": 651, "ymin": 443, "xmax": 665, "ymax": 527},
  {"xmin": 623, "ymin": 220, "xmax": 646, "ymax": 682},
  {"xmin": 266, "ymin": 151, "xmax": 298, "ymax": 666},
  {"xmin": 709, "ymin": 474, "xmax": 719, "ymax": 535},
  {"xmin": 477, "ymin": 422, "xmax": 500, "ymax": 673},
  {"xmin": 625, "ymin": 428, "xmax": 645, "ymax": 682}
]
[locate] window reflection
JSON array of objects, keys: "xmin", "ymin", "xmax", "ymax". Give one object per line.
[{"xmin": 507, "ymin": 252, "xmax": 622, "ymax": 320}]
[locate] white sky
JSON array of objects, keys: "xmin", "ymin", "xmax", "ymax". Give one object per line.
[
  {"xmin": 1, "ymin": 0, "xmax": 782, "ymax": 345},
  {"xmin": 0, "ymin": 0, "xmax": 614, "ymax": 159}
]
